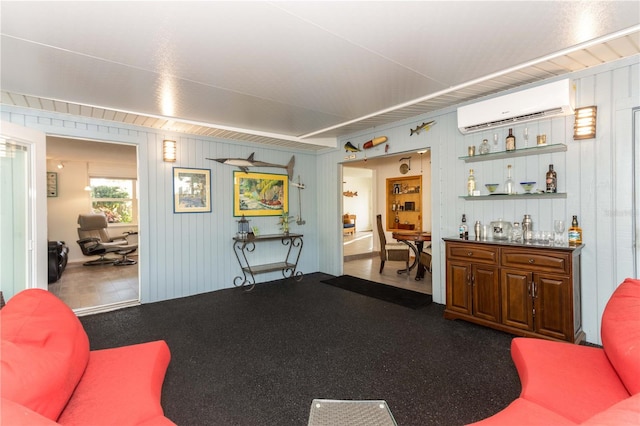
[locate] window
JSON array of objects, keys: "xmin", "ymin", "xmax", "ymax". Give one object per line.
[{"xmin": 90, "ymin": 178, "xmax": 137, "ymax": 224}]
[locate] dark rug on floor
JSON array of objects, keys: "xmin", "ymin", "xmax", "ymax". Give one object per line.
[
  {"xmin": 80, "ymin": 273, "xmax": 519, "ymax": 426},
  {"xmin": 321, "ymin": 275, "xmax": 432, "ymax": 309}
]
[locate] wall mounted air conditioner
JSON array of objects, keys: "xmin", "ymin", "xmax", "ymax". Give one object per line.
[{"xmin": 457, "ymin": 79, "xmax": 575, "ymax": 134}]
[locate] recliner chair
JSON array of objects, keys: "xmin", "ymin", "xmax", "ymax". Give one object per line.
[{"xmin": 76, "ymin": 213, "xmax": 138, "ymax": 266}]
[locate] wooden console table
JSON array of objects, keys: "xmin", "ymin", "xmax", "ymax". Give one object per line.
[{"xmin": 232, "ymin": 233, "xmax": 303, "ymax": 291}]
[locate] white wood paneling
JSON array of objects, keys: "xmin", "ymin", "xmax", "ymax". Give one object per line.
[
  {"xmin": 325, "ymin": 57, "xmax": 639, "ymax": 344},
  {"xmin": 2, "ymin": 105, "xmax": 320, "ymax": 304}
]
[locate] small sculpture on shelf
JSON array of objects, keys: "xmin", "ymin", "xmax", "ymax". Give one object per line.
[{"xmin": 279, "ymin": 210, "xmax": 292, "ymax": 235}]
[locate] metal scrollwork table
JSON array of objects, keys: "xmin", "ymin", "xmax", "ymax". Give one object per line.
[{"xmin": 232, "ymin": 233, "xmax": 304, "ymax": 292}]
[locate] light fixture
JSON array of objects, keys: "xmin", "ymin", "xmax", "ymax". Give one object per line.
[
  {"xmin": 163, "ymin": 140, "xmax": 177, "ymax": 162},
  {"xmin": 574, "ymin": 106, "xmax": 597, "ymax": 140},
  {"xmin": 56, "ymin": 162, "xmax": 64, "ymax": 169}
]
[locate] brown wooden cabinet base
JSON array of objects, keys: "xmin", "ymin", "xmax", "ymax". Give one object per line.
[{"xmin": 444, "ymin": 238, "xmax": 585, "ymax": 343}]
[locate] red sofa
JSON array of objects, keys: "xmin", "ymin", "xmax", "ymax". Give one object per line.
[
  {"xmin": 469, "ymin": 278, "xmax": 640, "ymax": 425},
  {"xmin": 1, "ymin": 289, "xmax": 174, "ymax": 425}
]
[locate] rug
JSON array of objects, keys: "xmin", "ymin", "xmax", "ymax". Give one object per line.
[{"xmin": 321, "ymin": 275, "xmax": 432, "ymax": 309}]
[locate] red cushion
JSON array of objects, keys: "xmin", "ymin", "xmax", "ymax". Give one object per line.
[
  {"xmin": 1, "ymin": 289, "xmax": 89, "ymax": 421},
  {"xmin": 511, "ymin": 338, "xmax": 630, "ymax": 423},
  {"xmin": 466, "ymin": 398, "xmax": 577, "ymax": 426},
  {"xmin": 601, "ymin": 278, "xmax": 640, "ymax": 395},
  {"xmin": 57, "ymin": 340, "xmax": 172, "ymax": 426},
  {"xmin": 581, "ymin": 393, "xmax": 640, "ymax": 425},
  {"xmin": 1, "ymin": 398, "xmax": 60, "ymax": 426}
]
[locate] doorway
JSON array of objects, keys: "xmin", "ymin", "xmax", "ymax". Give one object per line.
[
  {"xmin": 341, "ymin": 149, "xmax": 432, "ymax": 294},
  {"xmin": 46, "ymin": 137, "xmax": 139, "ymax": 313}
]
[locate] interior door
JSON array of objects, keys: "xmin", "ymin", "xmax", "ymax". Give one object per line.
[
  {"xmin": 635, "ymin": 108, "xmax": 640, "ymax": 277},
  {"xmin": 0, "ymin": 122, "xmax": 47, "ymax": 300}
]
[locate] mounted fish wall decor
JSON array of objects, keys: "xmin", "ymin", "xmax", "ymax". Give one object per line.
[
  {"xmin": 410, "ymin": 120, "xmax": 436, "ymax": 136},
  {"xmin": 206, "ymin": 153, "xmax": 295, "ymax": 181},
  {"xmin": 363, "ymin": 136, "xmax": 387, "ymax": 149},
  {"xmin": 344, "ymin": 141, "xmax": 361, "ymax": 152},
  {"xmin": 343, "ymin": 190, "xmax": 358, "ymax": 197}
]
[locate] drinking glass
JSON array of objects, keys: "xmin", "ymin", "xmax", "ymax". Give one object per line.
[{"xmin": 554, "ymin": 220, "xmax": 565, "ymax": 244}]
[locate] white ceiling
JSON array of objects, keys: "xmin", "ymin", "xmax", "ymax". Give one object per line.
[{"xmin": 1, "ymin": 1, "xmax": 639, "ymax": 151}]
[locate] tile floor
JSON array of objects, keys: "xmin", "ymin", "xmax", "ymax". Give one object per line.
[
  {"xmin": 49, "ymin": 231, "xmax": 431, "ymax": 312},
  {"xmin": 343, "ymin": 231, "xmax": 432, "ymax": 295},
  {"xmin": 48, "ymin": 257, "xmax": 139, "ymax": 312}
]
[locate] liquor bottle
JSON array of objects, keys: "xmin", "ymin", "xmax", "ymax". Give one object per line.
[
  {"xmin": 505, "ymin": 128, "xmax": 516, "ymax": 151},
  {"xmin": 546, "ymin": 164, "xmax": 557, "ymax": 193},
  {"xmin": 459, "ymin": 214, "xmax": 468, "ymax": 240},
  {"xmin": 568, "ymin": 215, "xmax": 583, "ymax": 245},
  {"xmin": 479, "ymin": 139, "xmax": 490, "ymax": 155},
  {"xmin": 467, "ymin": 169, "xmax": 476, "ymax": 196},
  {"xmin": 505, "ymin": 164, "xmax": 515, "ymax": 195}
]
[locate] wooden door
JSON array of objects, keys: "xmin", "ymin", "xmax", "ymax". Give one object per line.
[
  {"xmin": 501, "ymin": 269, "xmax": 533, "ymax": 331},
  {"xmin": 446, "ymin": 261, "xmax": 472, "ymax": 315},
  {"xmin": 534, "ymin": 273, "xmax": 571, "ymax": 341},
  {"xmin": 472, "ymin": 264, "xmax": 500, "ymax": 322}
]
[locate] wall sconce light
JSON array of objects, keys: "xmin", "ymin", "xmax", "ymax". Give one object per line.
[
  {"xmin": 574, "ymin": 106, "xmax": 597, "ymax": 140},
  {"xmin": 56, "ymin": 162, "xmax": 64, "ymax": 169},
  {"xmin": 163, "ymin": 140, "xmax": 177, "ymax": 162}
]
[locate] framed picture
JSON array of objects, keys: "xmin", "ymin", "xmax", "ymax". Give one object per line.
[
  {"xmin": 233, "ymin": 171, "xmax": 288, "ymax": 217},
  {"xmin": 173, "ymin": 167, "xmax": 212, "ymax": 213}
]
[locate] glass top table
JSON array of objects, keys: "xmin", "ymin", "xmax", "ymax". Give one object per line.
[{"xmin": 307, "ymin": 399, "xmax": 397, "ymax": 426}]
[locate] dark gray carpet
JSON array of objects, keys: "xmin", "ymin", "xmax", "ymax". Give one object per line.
[
  {"xmin": 321, "ymin": 275, "xmax": 432, "ymax": 309},
  {"xmin": 80, "ymin": 272, "xmax": 520, "ymax": 426}
]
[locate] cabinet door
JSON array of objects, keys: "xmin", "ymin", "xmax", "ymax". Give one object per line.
[
  {"xmin": 472, "ymin": 264, "xmax": 500, "ymax": 322},
  {"xmin": 446, "ymin": 261, "xmax": 472, "ymax": 315},
  {"xmin": 501, "ymin": 269, "xmax": 533, "ymax": 331},
  {"xmin": 534, "ymin": 274, "xmax": 571, "ymax": 341}
]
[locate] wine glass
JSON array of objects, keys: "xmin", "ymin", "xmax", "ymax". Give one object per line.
[{"xmin": 554, "ymin": 220, "xmax": 565, "ymax": 244}]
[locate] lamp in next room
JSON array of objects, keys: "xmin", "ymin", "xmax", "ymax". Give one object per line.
[
  {"xmin": 574, "ymin": 106, "xmax": 597, "ymax": 140},
  {"xmin": 163, "ymin": 140, "xmax": 177, "ymax": 162}
]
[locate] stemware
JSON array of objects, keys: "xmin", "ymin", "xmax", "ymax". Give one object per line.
[{"xmin": 554, "ymin": 220, "xmax": 566, "ymax": 244}]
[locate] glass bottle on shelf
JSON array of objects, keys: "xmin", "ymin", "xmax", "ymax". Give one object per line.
[
  {"xmin": 568, "ymin": 215, "xmax": 583, "ymax": 245},
  {"xmin": 492, "ymin": 133, "xmax": 500, "ymax": 152},
  {"xmin": 459, "ymin": 214, "xmax": 468, "ymax": 240},
  {"xmin": 467, "ymin": 169, "xmax": 476, "ymax": 196},
  {"xmin": 505, "ymin": 128, "xmax": 516, "ymax": 151},
  {"xmin": 505, "ymin": 164, "xmax": 515, "ymax": 194},
  {"xmin": 546, "ymin": 164, "xmax": 557, "ymax": 193},
  {"xmin": 479, "ymin": 138, "xmax": 490, "ymax": 154}
]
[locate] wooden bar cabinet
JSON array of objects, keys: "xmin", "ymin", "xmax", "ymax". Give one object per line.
[{"xmin": 443, "ymin": 238, "xmax": 584, "ymax": 343}]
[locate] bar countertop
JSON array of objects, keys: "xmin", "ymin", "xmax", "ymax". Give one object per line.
[{"xmin": 442, "ymin": 236, "xmax": 584, "ymax": 253}]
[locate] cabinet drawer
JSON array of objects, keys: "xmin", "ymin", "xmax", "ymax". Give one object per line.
[
  {"xmin": 501, "ymin": 249, "xmax": 569, "ymax": 274},
  {"xmin": 447, "ymin": 243, "xmax": 498, "ymax": 264}
]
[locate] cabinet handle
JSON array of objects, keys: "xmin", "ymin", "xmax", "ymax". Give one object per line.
[
  {"xmin": 528, "ymin": 258, "xmax": 535, "ymax": 264},
  {"xmin": 467, "ymin": 251, "xmax": 473, "ymax": 256},
  {"xmin": 531, "ymin": 281, "xmax": 537, "ymax": 299}
]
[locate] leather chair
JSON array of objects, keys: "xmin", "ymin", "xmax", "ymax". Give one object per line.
[
  {"xmin": 76, "ymin": 213, "xmax": 138, "ymax": 266},
  {"xmin": 376, "ymin": 214, "xmax": 410, "ymax": 274}
]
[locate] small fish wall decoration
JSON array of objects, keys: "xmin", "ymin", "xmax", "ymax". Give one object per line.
[
  {"xmin": 362, "ymin": 136, "xmax": 388, "ymax": 149},
  {"xmin": 410, "ymin": 120, "xmax": 436, "ymax": 136},
  {"xmin": 343, "ymin": 190, "xmax": 358, "ymax": 197},
  {"xmin": 344, "ymin": 141, "xmax": 361, "ymax": 152}
]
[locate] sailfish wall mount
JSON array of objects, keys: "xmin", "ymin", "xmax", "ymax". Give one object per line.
[{"xmin": 206, "ymin": 153, "xmax": 295, "ymax": 181}]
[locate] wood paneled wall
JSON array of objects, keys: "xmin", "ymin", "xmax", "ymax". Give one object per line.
[
  {"xmin": 1, "ymin": 108, "xmax": 319, "ymax": 303},
  {"xmin": 323, "ymin": 56, "xmax": 639, "ymax": 344},
  {"xmin": 2, "ymin": 55, "xmax": 637, "ymax": 344}
]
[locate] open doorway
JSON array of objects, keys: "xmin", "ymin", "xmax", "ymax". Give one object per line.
[
  {"xmin": 342, "ymin": 149, "xmax": 432, "ymax": 294},
  {"xmin": 46, "ymin": 137, "xmax": 139, "ymax": 313}
]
